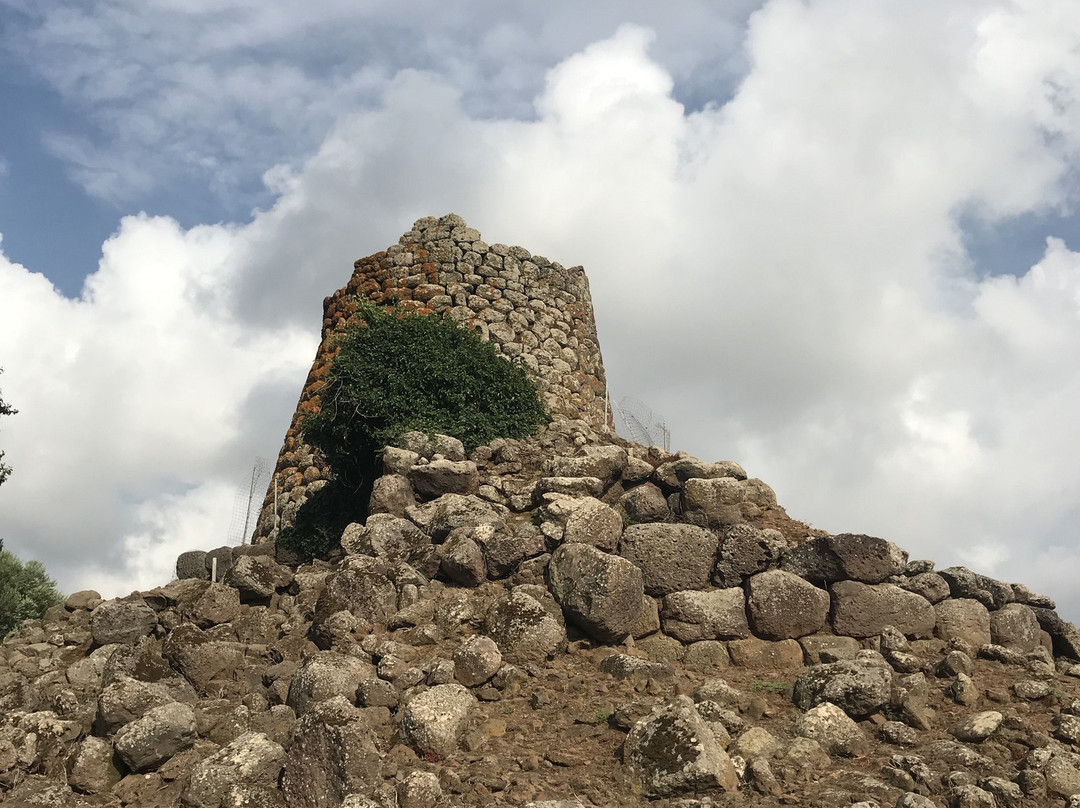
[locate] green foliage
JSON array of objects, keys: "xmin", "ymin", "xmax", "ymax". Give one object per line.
[
  {"xmin": 0, "ymin": 369, "xmax": 16, "ymax": 489},
  {"xmin": 303, "ymin": 304, "xmax": 549, "ymax": 473},
  {"xmin": 278, "ymin": 304, "xmax": 549, "ymax": 561},
  {"xmin": 0, "ymin": 545, "xmax": 64, "ymax": 637}
]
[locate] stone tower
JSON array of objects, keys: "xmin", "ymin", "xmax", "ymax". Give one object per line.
[{"xmin": 252, "ymin": 214, "xmax": 609, "ymax": 541}]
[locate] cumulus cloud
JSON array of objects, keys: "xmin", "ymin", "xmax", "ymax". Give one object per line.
[{"xmin": 2, "ymin": 4, "xmax": 1080, "ymax": 621}]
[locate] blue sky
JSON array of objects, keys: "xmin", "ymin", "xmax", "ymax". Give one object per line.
[{"xmin": 3, "ymin": 0, "xmax": 1080, "ymax": 619}]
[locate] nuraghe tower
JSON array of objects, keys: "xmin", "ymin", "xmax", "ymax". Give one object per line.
[{"xmin": 253, "ymin": 214, "xmax": 609, "ymax": 541}]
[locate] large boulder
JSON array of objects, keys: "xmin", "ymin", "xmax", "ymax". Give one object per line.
[
  {"xmin": 313, "ymin": 566, "xmax": 398, "ymax": 627},
  {"xmin": 162, "ymin": 624, "xmax": 245, "ymax": 691},
  {"xmin": 551, "ymin": 445, "xmax": 628, "ymax": 483},
  {"xmin": 792, "ymin": 658, "xmax": 893, "ymax": 718},
  {"xmin": 619, "ymin": 523, "xmax": 718, "ymax": 595},
  {"xmin": 830, "ymin": 581, "xmax": 936, "ymax": 638},
  {"xmin": 793, "ymin": 701, "xmax": 867, "ymax": 757},
  {"xmin": 781, "ymin": 534, "xmax": 908, "ymax": 585},
  {"xmin": 286, "ymin": 652, "xmax": 375, "ymax": 716},
  {"xmin": 990, "ymin": 603, "xmax": 1042, "ymax": 652},
  {"xmin": 113, "ymin": 702, "xmax": 197, "ymax": 772},
  {"xmin": 1033, "ymin": 608, "xmax": 1080, "ymax": 661},
  {"xmin": 681, "ymin": 478, "xmax": 747, "ymax": 527},
  {"xmin": 223, "ymin": 555, "xmax": 293, "ymax": 601},
  {"xmin": 547, "ymin": 544, "xmax": 645, "ymax": 643},
  {"xmin": 97, "ymin": 677, "xmax": 184, "ymax": 731},
  {"xmin": 661, "ymin": 588, "xmax": 750, "ymax": 643},
  {"xmin": 406, "ymin": 493, "xmax": 508, "ymax": 541},
  {"xmin": 91, "ymin": 598, "xmax": 158, "ymax": 646},
  {"xmin": 623, "ymin": 695, "xmax": 738, "ymax": 796},
  {"xmin": 746, "ymin": 570, "xmax": 830, "ymax": 640},
  {"xmin": 281, "ymin": 697, "xmax": 383, "ymax": 808},
  {"xmin": 340, "ymin": 514, "xmax": 436, "ymax": 576},
  {"xmin": 617, "ymin": 483, "xmax": 670, "ymax": 525},
  {"xmin": 409, "ymin": 459, "xmax": 480, "ymax": 500},
  {"xmin": 400, "ymin": 683, "xmax": 477, "ymax": 757},
  {"xmin": 935, "ymin": 599, "xmax": 992, "ymax": 648},
  {"xmin": 562, "ymin": 498, "xmax": 623, "ymax": 551},
  {"xmin": 712, "ymin": 524, "xmax": 787, "ymax": 588},
  {"xmin": 484, "ymin": 590, "xmax": 567, "ymax": 663},
  {"xmin": 181, "ymin": 732, "xmax": 286, "ymax": 808}
]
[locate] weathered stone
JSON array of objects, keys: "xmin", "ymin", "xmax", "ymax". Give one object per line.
[
  {"xmin": 113, "ymin": 701, "xmax": 197, "ymax": 772},
  {"xmin": 454, "ymin": 636, "xmax": 502, "ymax": 687},
  {"xmin": 409, "ymin": 459, "xmax": 479, "ymax": 500},
  {"xmin": 536, "ymin": 476, "xmax": 604, "ymax": 498},
  {"xmin": 682, "ymin": 477, "xmax": 746, "ymax": 527},
  {"xmin": 440, "ymin": 530, "xmax": 486, "ymax": 587},
  {"xmin": 483, "ymin": 590, "xmax": 566, "ymax": 662},
  {"xmin": 68, "ymin": 736, "xmax": 121, "ymax": 793},
  {"xmin": 406, "ymin": 493, "xmax": 508, "ymax": 541},
  {"xmin": 367, "ymin": 474, "xmax": 416, "ymax": 518},
  {"xmin": 91, "ymin": 598, "xmax": 158, "ymax": 646},
  {"xmin": 747, "ymin": 569, "xmax": 829, "ymax": 640},
  {"xmin": 618, "ymin": 523, "xmax": 718, "ymax": 595},
  {"xmin": 1033, "ymin": 608, "xmax": 1080, "ymax": 660},
  {"xmin": 899, "ymin": 572, "xmax": 952, "ymax": 603},
  {"xmin": 730, "ymin": 726, "xmax": 783, "ymax": 760},
  {"xmin": 794, "ymin": 701, "xmax": 867, "ymax": 757},
  {"xmin": 281, "ymin": 697, "xmax": 382, "ymax": 808},
  {"xmin": 624, "ymin": 695, "xmax": 738, "ymax": 796},
  {"xmin": 223, "ymin": 555, "xmax": 292, "ymax": 601},
  {"xmin": 781, "ymin": 534, "xmax": 908, "ymax": 585},
  {"xmin": 599, "ymin": 654, "xmax": 674, "ymax": 681},
  {"xmin": 97, "ymin": 677, "xmax": 184, "ymax": 731},
  {"xmin": 989, "ymin": 603, "xmax": 1041, "ymax": 651},
  {"xmin": 400, "ymin": 683, "xmax": 477, "ymax": 756},
  {"xmin": 683, "ymin": 640, "xmax": 730, "ymax": 671},
  {"xmin": 314, "ymin": 567, "xmax": 398, "ymax": 627},
  {"xmin": 935, "ymin": 599, "xmax": 992, "ymax": 648},
  {"xmin": 830, "ymin": 581, "xmax": 935, "ymax": 638},
  {"xmin": 341, "ymin": 513, "xmax": 435, "ymax": 572},
  {"xmin": 188, "ymin": 582, "xmax": 242, "ymax": 627},
  {"xmin": 551, "ymin": 445, "xmax": 627, "ymax": 483},
  {"xmin": 727, "ymin": 637, "xmax": 804, "ymax": 668},
  {"xmin": 176, "ymin": 551, "xmax": 210, "ymax": 581},
  {"xmin": 661, "ymin": 588, "xmax": 749, "ymax": 643},
  {"xmin": 712, "ymin": 524, "xmax": 786, "ymax": 588},
  {"xmin": 562, "ymin": 498, "xmax": 622, "ymax": 551},
  {"xmin": 286, "ymin": 652, "xmax": 374, "ymax": 716},
  {"xmin": 162, "ymin": 624, "xmax": 245, "ymax": 691},
  {"xmin": 548, "ymin": 543, "xmax": 644, "ymax": 643},
  {"xmin": 206, "ymin": 546, "xmax": 235, "ymax": 581},
  {"xmin": 397, "ymin": 770, "xmax": 442, "ymax": 808},
  {"xmin": 617, "ymin": 483, "xmax": 669, "ymax": 525},
  {"xmin": 949, "ymin": 711, "xmax": 1003, "ymax": 742},
  {"xmin": 792, "ymin": 659, "xmax": 893, "ymax": 718},
  {"xmin": 182, "ymin": 732, "xmax": 285, "ymax": 808},
  {"xmin": 799, "ymin": 634, "xmax": 861, "ymax": 664}
]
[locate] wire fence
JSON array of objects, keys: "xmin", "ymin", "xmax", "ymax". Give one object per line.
[{"xmin": 226, "ymin": 457, "xmax": 273, "ymax": 545}]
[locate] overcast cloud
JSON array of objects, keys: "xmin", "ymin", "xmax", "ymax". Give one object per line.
[{"xmin": 2, "ymin": 1, "xmax": 1080, "ymax": 618}]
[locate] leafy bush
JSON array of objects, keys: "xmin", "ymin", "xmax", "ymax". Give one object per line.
[
  {"xmin": 0, "ymin": 542, "xmax": 64, "ymax": 638},
  {"xmin": 277, "ymin": 304, "xmax": 549, "ymax": 560}
]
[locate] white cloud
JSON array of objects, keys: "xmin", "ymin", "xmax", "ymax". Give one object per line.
[{"xmin": 2, "ymin": 3, "xmax": 1080, "ymax": 622}]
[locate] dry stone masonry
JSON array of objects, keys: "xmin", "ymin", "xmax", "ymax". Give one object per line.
[
  {"xmin": 253, "ymin": 214, "xmax": 609, "ymax": 542},
  {"xmin": 6, "ymin": 218, "xmax": 1080, "ymax": 807}
]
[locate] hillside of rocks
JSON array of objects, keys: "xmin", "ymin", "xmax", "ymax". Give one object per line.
[{"xmin": 5, "ymin": 420, "xmax": 1080, "ymax": 808}]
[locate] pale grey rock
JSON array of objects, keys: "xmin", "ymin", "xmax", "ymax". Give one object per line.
[
  {"xmin": 548, "ymin": 543, "xmax": 645, "ymax": 643},
  {"xmin": 223, "ymin": 555, "xmax": 292, "ymax": 600},
  {"xmin": 617, "ymin": 483, "xmax": 669, "ymax": 524},
  {"xmin": 113, "ymin": 701, "xmax": 197, "ymax": 772},
  {"xmin": 935, "ymin": 599, "xmax": 992, "ymax": 648},
  {"xmin": 562, "ymin": 498, "xmax": 622, "ymax": 551},
  {"xmin": 367, "ymin": 474, "xmax": 416, "ymax": 517},
  {"xmin": 400, "ymin": 683, "xmax": 477, "ymax": 756},
  {"xmin": 712, "ymin": 523, "xmax": 786, "ymax": 587},
  {"xmin": 440, "ymin": 530, "xmax": 486, "ymax": 587},
  {"xmin": 661, "ymin": 588, "xmax": 749, "ymax": 643},
  {"xmin": 623, "ymin": 695, "xmax": 738, "ymax": 796},
  {"xmin": 949, "ymin": 711, "xmax": 1003, "ymax": 742},
  {"xmin": 899, "ymin": 572, "xmax": 952, "ymax": 603},
  {"xmin": 397, "ymin": 770, "xmax": 442, "ymax": 808},
  {"xmin": 182, "ymin": 732, "xmax": 286, "ymax": 808},
  {"xmin": 990, "ymin": 602, "xmax": 1043, "ymax": 651},
  {"xmin": 681, "ymin": 477, "xmax": 746, "ymax": 527},
  {"xmin": 550, "ymin": 445, "xmax": 627, "ymax": 483},
  {"xmin": 409, "ymin": 459, "xmax": 479, "ymax": 500},
  {"xmin": 746, "ymin": 569, "xmax": 829, "ymax": 640},
  {"xmin": 794, "ymin": 701, "xmax": 867, "ymax": 757},
  {"xmin": 97, "ymin": 677, "xmax": 181, "ymax": 731},
  {"xmin": 286, "ymin": 652, "xmax": 374, "ymax": 716},
  {"xmin": 792, "ymin": 659, "xmax": 893, "ymax": 718},
  {"xmin": 619, "ymin": 523, "xmax": 718, "ymax": 595},
  {"xmin": 484, "ymin": 590, "xmax": 566, "ymax": 663},
  {"xmin": 381, "ymin": 446, "xmax": 420, "ymax": 476},
  {"xmin": 453, "ymin": 635, "xmax": 502, "ymax": 687},
  {"xmin": 68, "ymin": 736, "xmax": 120, "ymax": 794}
]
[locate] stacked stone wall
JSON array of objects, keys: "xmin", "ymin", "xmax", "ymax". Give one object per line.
[{"xmin": 253, "ymin": 214, "xmax": 609, "ymax": 542}]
